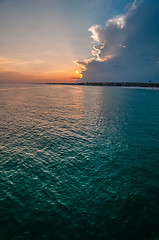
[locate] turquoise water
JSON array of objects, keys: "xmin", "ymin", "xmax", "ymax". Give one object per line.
[{"xmin": 0, "ymin": 84, "xmax": 159, "ymax": 240}]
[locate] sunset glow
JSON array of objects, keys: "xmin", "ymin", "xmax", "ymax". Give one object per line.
[
  {"xmin": 0, "ymin": 0, "xmax": 92, "ymax": 83},
  {"xmin": 0, "ymin": 0, "xmax": 159, "ymax": 84},
  {"xmin": 75, "ymin": 71, "xmax": 83, "ymax": 79}
]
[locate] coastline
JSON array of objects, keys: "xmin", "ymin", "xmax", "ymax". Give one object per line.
[{"xmin": 44, "ymin": 82, "xmax": 159, "ymax": 88}]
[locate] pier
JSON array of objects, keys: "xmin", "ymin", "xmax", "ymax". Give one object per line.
[{"xmin": 45, "ymin": 82, "xmax": 159, "ymax": 88}]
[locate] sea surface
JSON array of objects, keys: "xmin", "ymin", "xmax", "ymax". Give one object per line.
[{"xmin": 0, "ymin": 84, "xmax": 159, "ymax": 240}]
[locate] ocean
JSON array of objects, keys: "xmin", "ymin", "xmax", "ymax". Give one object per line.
[{"xmin": 0, "ymin": 84, "xmax": 159, "ymax": 240}]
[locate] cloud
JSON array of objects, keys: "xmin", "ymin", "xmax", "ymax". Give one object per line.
[
  {"xmin": 0, "ymin": 56, "xmax": 44, "ymax": 73},
  {"xmin": 0, "ymin": 71, "xmax": 39, "ymax": 83},
  {"xmin": 73, "ymin": 60, "xmax": 88, "ymax": 69},
  {"xmin": 130, "ymin": 0, "xmax": 137, "ymax": 10},
  {"xmin": 76, "ymin": 0, "xmax": 159, "ymax": 83},
  {"xmin": 87, "ymin": 14, "xmax": 126, "ymax": 62}
]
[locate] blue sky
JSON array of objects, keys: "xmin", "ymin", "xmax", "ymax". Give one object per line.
[{"xmin": 0, "ymin": 0, "xmax": 158, "ymax": 82}]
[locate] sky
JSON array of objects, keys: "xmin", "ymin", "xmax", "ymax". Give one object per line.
[{"xmin": 0, "ymin": 0, "xmax": 159, "ymax": 83}]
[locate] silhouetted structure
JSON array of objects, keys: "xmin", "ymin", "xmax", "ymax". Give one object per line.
[{"xmin": 46, "ymin": 82, "xmax": 159, "ymax": 88}]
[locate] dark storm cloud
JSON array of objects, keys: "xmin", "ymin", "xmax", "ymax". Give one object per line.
[{"xmin": 77, "ymin": 0, "xmax": 159, "ymax": 83}]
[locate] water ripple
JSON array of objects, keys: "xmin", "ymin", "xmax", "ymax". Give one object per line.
[{"xmin": 0, "ymin": 85, "xmax": 159, "ymax": 239}]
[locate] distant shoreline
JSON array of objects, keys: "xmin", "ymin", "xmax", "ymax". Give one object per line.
[{"xmin": 44, "ymin": 82, "xmax": 159, "ymax": 88}]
